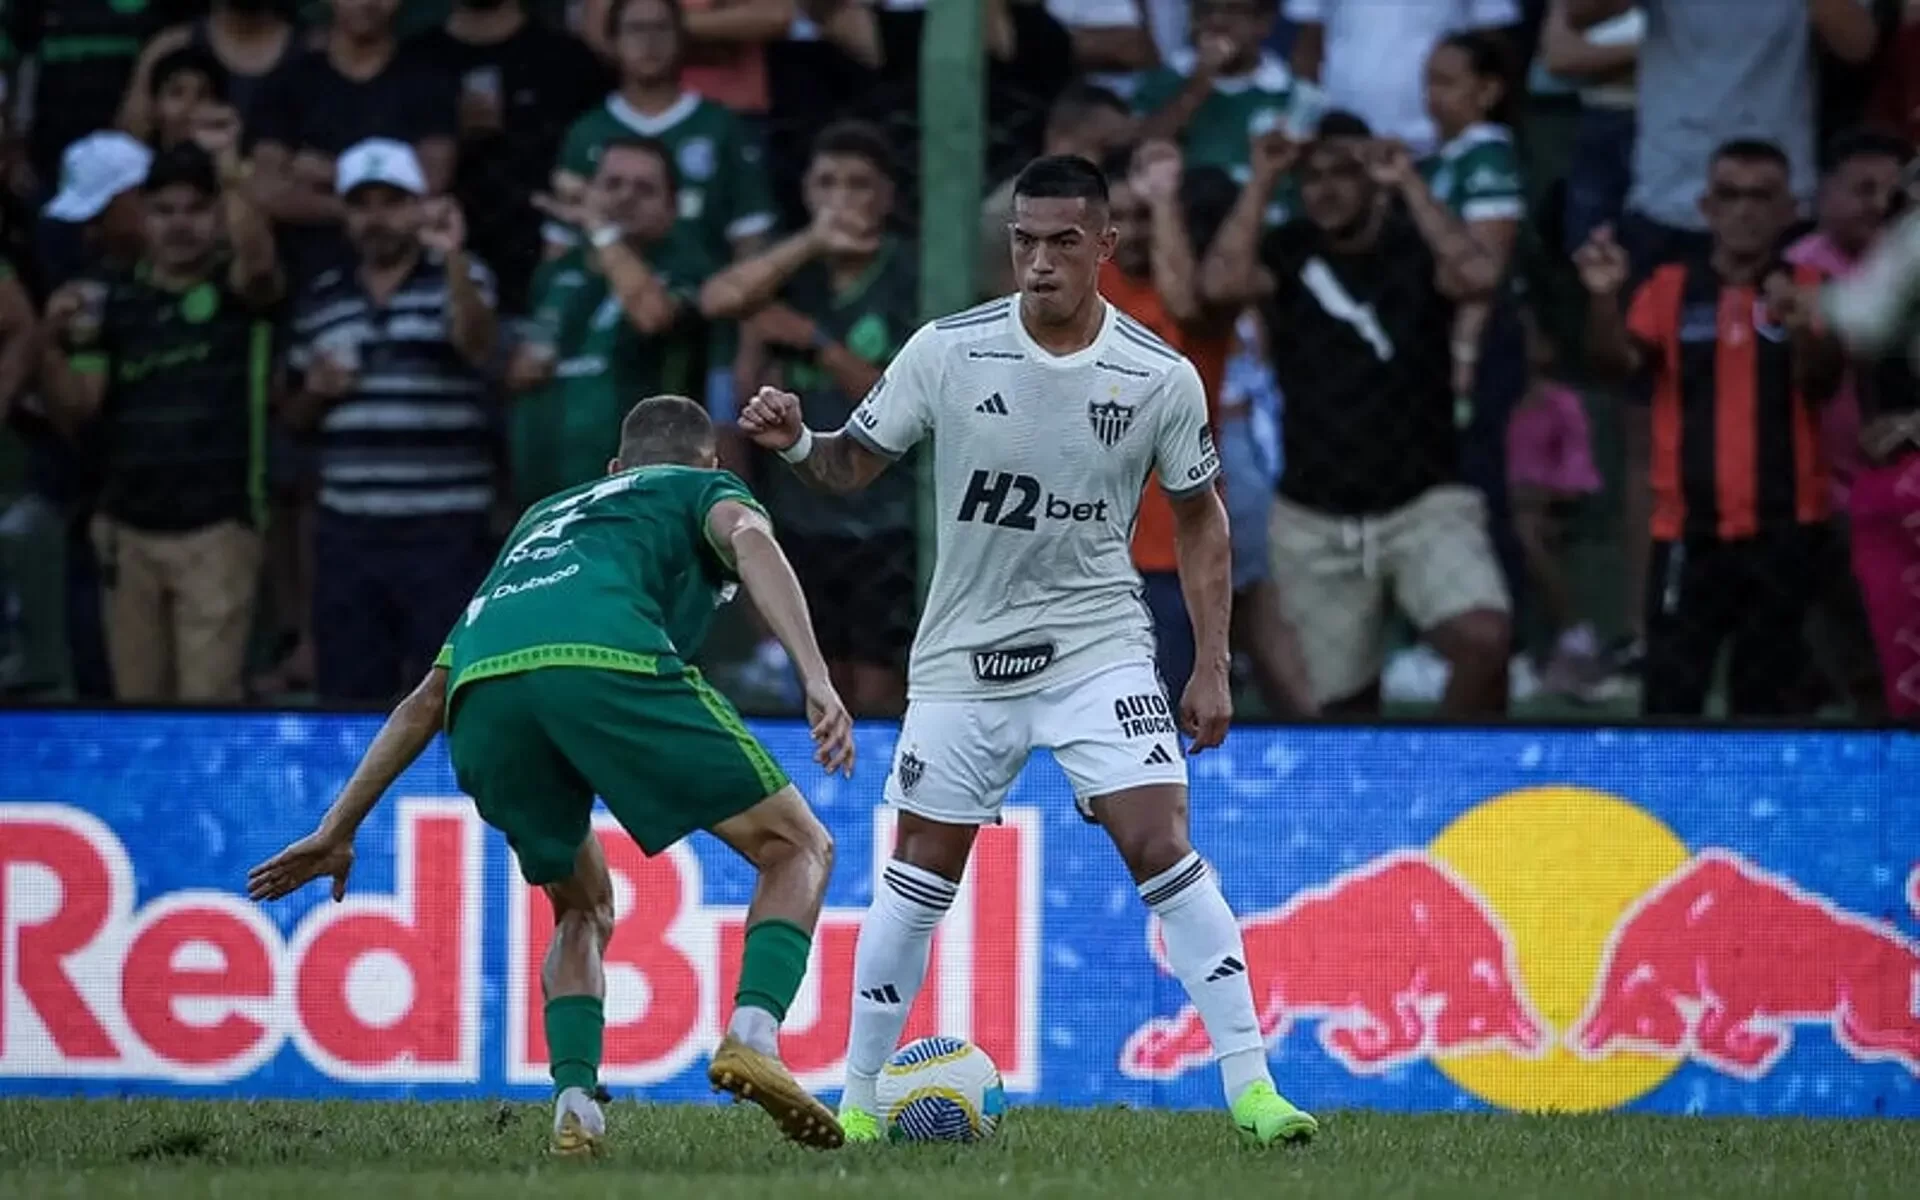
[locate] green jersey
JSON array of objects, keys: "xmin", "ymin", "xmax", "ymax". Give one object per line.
[
  {"xmin": 511, "ymin": 241, "xmax": 714, "ymax": 506},
  {"xmin": 436, "ymin": 465, "xmax": 764, "ymax": 697},
  {"xmin": 1420, "ymin": 123, "xmax": 1525, "ymax": 224},
  {"xmin": 1134, "ymin": 51, "xmax": 1295, "ymax": 183},
  {"xmin": 763, "ymin": 238, "xmax": 919, "ymax": 537},
  {"xmin": 557, "ymin": 91, "xmax": 775, "ymax": 262}
]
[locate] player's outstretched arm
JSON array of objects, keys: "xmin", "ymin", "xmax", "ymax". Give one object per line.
[
  {"xmin": 247, "ymin": 666, "xmax": 449, "ymax": 902},
  {"xmin": 737, "ymin": 384, "xmax": 892, "ymax": 496},
  {"xmin": 708, "ymin": 499, "xmax": 856, "ymax": 776},
  {"xmin": 1169, "ymin": 487, "xmax": 1234, "ymax": 754}
]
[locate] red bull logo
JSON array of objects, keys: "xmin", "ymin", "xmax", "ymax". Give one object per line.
[
  {"xmin": 1121, "ymin": 787, "xmax": 1920, "ymax": 1110},
  {"xmin": 0, "ymin": 801, "xmax": 1041, "ymax": 1090},
  {"xmin": 1122, "ymin": 852, "xmax": 1547, "ymax": 1078}
]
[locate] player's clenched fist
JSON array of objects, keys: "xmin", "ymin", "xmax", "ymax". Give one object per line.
[
  {"xmin": 1179, "ymin": 665, "xmax": 1232, "ymax": 754},
  {"xmin": 738, "ymin": 385, "xmax": 804, "ymax": 451}
]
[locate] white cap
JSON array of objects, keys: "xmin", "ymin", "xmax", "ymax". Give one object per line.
[
  {"xmin": 335, "ymin": 138, "xmax": 428, "ymax": 197},
  {"xmin": 44, "ymin": 132, "xmax": 154, "ymax": 223}
]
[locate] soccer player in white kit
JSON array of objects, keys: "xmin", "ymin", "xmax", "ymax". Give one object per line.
[{"xmin": 739, "ymin": 155, "xmax": 1318, "ymax": 1145}]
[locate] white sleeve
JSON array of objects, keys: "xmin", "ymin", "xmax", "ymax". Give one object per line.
[
  {"xmin": 1153, "ymin": 359, "xmax": 1220, "ymax": 501},
  {"xmin": 1466, "ymin": 0, "xmax": 1520, "ymax": 25},
  {"xmin": 844, "ymin": 322, "xmax": 939, "ymax": 459},
  {"xmin": 1045, "ymin": 0, "xmax": 1141, "ymax": 27},
  {"xmin": 1283, "ymin": 0, "xmax": 1327, "ymax": 23}
]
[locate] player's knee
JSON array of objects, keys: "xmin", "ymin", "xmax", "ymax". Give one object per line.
[
  {"xmin": 756, "ymin": 804, "xmax": 836, "ymax": 879},
  {"xmin": 1117, "ymin": 830, "xmax": 1193, "ymax": 882},
  {"xmin": 557, "ymin": 902, "xmax": 615, "ymax": 953}
]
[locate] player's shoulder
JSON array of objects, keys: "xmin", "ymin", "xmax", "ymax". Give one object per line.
[
  {"xmin": 924, "ymin": 295, "xmax": 1018, "ymax": 345},
  {"xmin": 894, "ymin": 291, "xmax": 1021, "ymax": 366},
  {"xmin": 1104, "ymin": 309, "xmax": 1197, "ymax": 387}
]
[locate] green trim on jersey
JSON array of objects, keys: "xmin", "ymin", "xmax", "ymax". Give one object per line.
[
  {"xmin": 449, "ymin": 643, "xmax": 669, "ymax": 698},
  {"xmin": 688, "ymin": 668, "xmax": 786, "ymax": 796}
]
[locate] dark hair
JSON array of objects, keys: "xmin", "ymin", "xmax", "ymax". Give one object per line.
[
  {"xmin": 811, "ymin": 119, "xmax": 896, "ymax": 182},
  {"xmin": 1822, "ymin": 128, "xmax": 1913, "ymax": 176},
  {"xmin": 1435, "ymin": 31, "xmax": 1514, "ymax": 127},
  {"xmin": 149, "ymin": 45, "xmax": 228, "ymax": 102},
  {"xmin": 618, "ymin": 395, "xmax": 713, "ymax": 467},
  {"xmin": 1046, "ymin": 83, "xmax": 1130, "ymax": 137},
  {"xmin": 1180, "ymin": 166, "xmax": 1239, "ymax": 257},
  {"xmin": 1314, "ymin": 109, "xmax": 1373, "ymax": 142},
  {"xmin": 606, "ymin": 0, "xmax": 683, "ymax": 45},
  {"xmin": 596, "ymin": 135, "xmax": 678, "ymax": 195},
  {"xmin": 1711, "ymin": 138, "xmax": 1792, "ymax": 173},
  {"xmin": 143, "ymin": 143, "xmax": 221, "ymax": 196},
  {"xmin": 1012, "ymin": 154, "xmax": 1109, "ymax": 206}
]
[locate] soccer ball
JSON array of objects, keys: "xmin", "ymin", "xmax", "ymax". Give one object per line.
[{"xmin": 874, "ymin": 1035, "xmax": 1006, "ymax": 1143}]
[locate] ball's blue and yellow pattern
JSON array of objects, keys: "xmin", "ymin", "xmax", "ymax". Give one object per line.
[{"xmin": 875, "ymin": 1036, "xmax": 1006, "ymax": 1143}]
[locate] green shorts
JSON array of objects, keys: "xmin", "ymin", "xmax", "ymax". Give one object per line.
[{"xmin": 445, "ymin": 665, "xmax": 790, "ymax": 884}]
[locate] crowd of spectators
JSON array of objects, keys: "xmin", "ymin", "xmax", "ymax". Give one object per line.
[{"xmin": 0, "ymin": 0, "xmax": 1915, "ymax": 724}]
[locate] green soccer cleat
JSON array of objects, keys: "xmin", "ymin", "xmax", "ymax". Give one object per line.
[
  {"xmin": 838, "ymin": 1108, "xmax": 882, "ymax": 1144},
  {"xmin": 1230, "ymin": 1082, "xmax": 1319, "ymax": 1146}
]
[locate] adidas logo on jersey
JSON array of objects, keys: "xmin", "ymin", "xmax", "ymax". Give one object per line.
[
  {"xmin": 1142, "ymin": 743, "xmax": 1175, "ymax": 766},
  {"xmin": 975, "ymin": 392, "xmax": 1008, "ymax": 415}
]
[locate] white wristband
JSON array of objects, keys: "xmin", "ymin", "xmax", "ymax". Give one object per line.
[
  {"xmin": 589, "ymin": 224, "xmax": 623, "ymax": 250},
  {"xmin": 778, "ymin": 426, "xmax": 816, "ymax": 463}
]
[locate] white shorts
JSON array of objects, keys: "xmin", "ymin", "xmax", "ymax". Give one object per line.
[{"xmin": 884, "ymin": 659, "xmax": 1188, "ymax": 825}]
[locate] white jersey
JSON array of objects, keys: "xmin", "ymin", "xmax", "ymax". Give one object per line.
[{"xmin": 845, "ymin": 295, "xmax": 1220, "ymax": 698}]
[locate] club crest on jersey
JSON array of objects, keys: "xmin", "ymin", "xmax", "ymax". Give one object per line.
[
  {"xmin": 1088, "ymin": 398, "xmax": 1135, "ymax": 448},
  {"xmin": 896, "ymin": 748, "xmax": 926, "ymax": 795}
]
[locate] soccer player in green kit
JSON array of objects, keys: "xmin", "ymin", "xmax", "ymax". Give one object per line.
[{"xmin": 249, "ymin": 396, "xmax": 855, "ymax": 1155}]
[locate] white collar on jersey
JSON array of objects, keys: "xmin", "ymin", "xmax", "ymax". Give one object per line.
[{"xmin": 1010, "ymin": 296, "xmax": 1117, "ymax": 370}]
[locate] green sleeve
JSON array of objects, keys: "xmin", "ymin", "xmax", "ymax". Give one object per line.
[
  {"xmin": 557, "ymin": 112, "xmax": 599, "ymax": 178},
  {"xmin": 696, "ymin": 469, "xmax": 770, "ymax": 576},
  {"xmin": 433, "ymin": 641, "xmax": 454, "ymax": 669},
  {"xmin": 1132, "ymin": 67, "xmax": 1183, "ymax": 116},
  {"xmin": 68, "ymin": 352, "xmax": 109, "ymax": 375},
  {"xmin": 721, "ymin": 115, "xmax": 776, "ymax": 245},
  {"xmin": 1459, "ymin": 141, "xmax": 1525, "ymax": 223}
]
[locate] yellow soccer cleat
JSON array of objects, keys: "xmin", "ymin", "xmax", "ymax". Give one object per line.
[
  {"xmin": 709, "ymin": 1034, "xmax": 845, "ymax": 1149},
  {"xmin": 838, "ymin": 1107, "xmax": 882, "ymax": 1144},
  {"xmin": 1230, "ymin": 1081, "xmax": 1319, "ymax": 1147}
]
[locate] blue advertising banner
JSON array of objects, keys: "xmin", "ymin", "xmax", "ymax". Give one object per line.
[{"xmin": 0, "ymin": 713, "xmax": 1915, "ymax": 1116}]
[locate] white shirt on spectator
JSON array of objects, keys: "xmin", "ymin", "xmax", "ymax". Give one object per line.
[{"xmin": 1283, "ymin": 0, "xmax": 1520, "ymax": 153}]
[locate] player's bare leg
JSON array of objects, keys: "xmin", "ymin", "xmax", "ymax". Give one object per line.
[
  {"xmin": 705, "ymin": 785, "xmax": 845, "ymax": 1149},
  {"xmin": 1095, "ymin": 782, "xmax": 1317, "ymax": 1145},
  {"xmin": 838, "ymin": 813, "xmax": 978, "ymax": 1139},
  {"xmin": 541, "ymin": 837, "xmax": 616, "ymax": 1157}
]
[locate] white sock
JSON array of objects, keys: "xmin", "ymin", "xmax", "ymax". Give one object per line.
[
  {"xmin": 841, "ymin": 859, "xmax": 956, "ymax": 1114},
  {"xmin": 1140, "ymin": 852, "xmax": 1272, "ymax": 1106},
  {"xmin": 727, "ymin": 1004, "xmax": 779, "ymax": 1056}
]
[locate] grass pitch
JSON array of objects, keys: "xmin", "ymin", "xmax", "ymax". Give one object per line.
[{"xmin": 0, "ymin": 1098, "xmax": 1913, "ymax": 1199}]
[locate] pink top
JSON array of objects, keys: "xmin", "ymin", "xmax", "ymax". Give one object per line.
[
  {"xmin": 1508, "ymin": 383, "xmax": 1603, "ymax": 496},
  {"xmin": 1786, "ymin": 231, "xmax": 1863, "ymax": 509}
]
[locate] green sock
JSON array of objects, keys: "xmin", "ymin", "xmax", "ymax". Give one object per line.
[
  {"xmin": 545, "ymin": 995, "xmax": 604, "ymax": 1097},
  {"xmin": 734, "ymin": 919, "xmax": 812, "ymax": 1022}
]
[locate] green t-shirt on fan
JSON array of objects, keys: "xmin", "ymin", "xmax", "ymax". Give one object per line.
[
  {"xmin": 761, "ymin": 238, "xmax": 920, "ymax": 539},
  {"xmin": 437, "ymin": 464, "xmax": 765, "ymax": 698},
  {"xmin": 1420, "ymin": 123, "xmax": 1525, "ymax": 224},
  {"xmin": 511, "ymin": 240, "xmax": 714, "ymax": 507},
  {"xmin": 556, "ymin": 91, "xmax": 776, "ymax": 264},
  {"xmin": 1133, "ymin": 51, "xmax": 1296, "ymax": 183}
]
